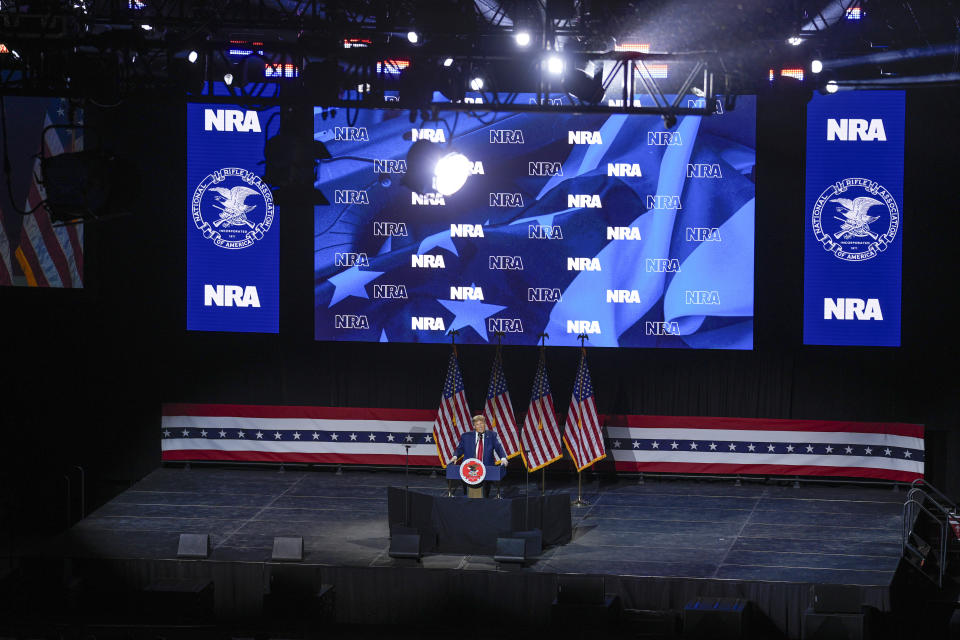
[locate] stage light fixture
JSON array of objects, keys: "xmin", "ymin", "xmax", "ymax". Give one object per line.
[
  {"xmin": 187, "ymin": 50, "xmax": 198, "ymax": 63},
  {"xmin": 564, "ymin": 68, "xmax": 604, "ymax": 104},
  {"xmin": 140, "ymin": 23, "xmax": 153, "ymax": 31},
  {"xmin": 825, "ymin": 80, "xmax": 839, "ymax": 93},
  {"xmin": 547, "ymin": 56, "xmax": 564, "ymax": 75},
  {"xmin": 402, "ymin": 140, "xmax": 472, "ymax": 196},
  {"xmin": 515, "ymin": 31, "xmax": 531, "ymax": 47},
  {"xmin": 223, "ymin": 72, "xmax": 234, "ymax": 85},
  {"xmin": 443, "ymin": 57, "xmax": 454, "ymax": 67},
  {"xmin": 470, "ymin": 76, "xmax": 484, "ymax": 91},
  {"xmin": 433, "ymin": 152, "xmax": 471, "ymax": 196},
  {"xmin": 788, "ymin": 36, "xmax": 803, "ymax": 46},
  {"xmin": 407, "ymin": 31, "xmax": 419, "ymax": 44},
  {"xmin": 811, "ymin": 59, "xmax": 823, "ymax": 74}
]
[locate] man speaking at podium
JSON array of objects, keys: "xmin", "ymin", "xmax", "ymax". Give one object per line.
[{"xmin": 453, "ymin": 414, "xmax": 508, "ymax": 496}]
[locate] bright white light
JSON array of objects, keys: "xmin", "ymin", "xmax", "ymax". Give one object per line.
[
  {"xmin": 811, "ymin": 59, "xmax": 823, "ymax": 73},
  {"xmin": 470, "ymin": 76, "xmax": 484, "ymax": 91},
  {"xmin": 788, "ymin": 36, "xmax": 803, "ymax": 46},
  {"xmin": 433, "ymin": 152, "xmax": 472, "ymax": 196},
  {"xmin": 515, "ymin": 31, "xmax": 531, "ymax": 47},
  {"xmin": 547, "ymin": 56, "xmax": 563, "ymax": 75},
  {"xmin": 443, "ymin": 57, "xmax": 454, "ymax": 67},
  {"xmin": 187, "ymin": 50, "xmax": 198, "ymax": 63},
  {"xmin": 825, "ymin": 80, "xmax": 839, "ymax": 93},
  {"xmin": 223, "ymin": 73, "xmax": 234, "ymax": 86},
  {"xmin": 407, "ymin": 31, "xmax": 419, "ymax": 44},
  {"xmin": 140, "ymin": 23, "xmax": 153, "ymax": 31}
]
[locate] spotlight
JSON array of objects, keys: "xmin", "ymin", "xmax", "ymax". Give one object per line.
[
  {"xmin": 788, "ymin": 36, "xmax": 803, "ymax": 46},
  {"xmin": 223, "ymin": 72, "xmax": 234, "ymax": 85},
  {"xmin": 547, "ymin": 56, "xmax": 564, "ymax": 75},
  {"xmin": 443, "ymin": 57, "xmax": 454, "ymax": 67},
  {"xmin": 407, "ymin": 31, "xmax": 419, "ymax": 44},
  {"xmin": 402, "ymin": 141, "xmax": 473, "ymax": 196},
  {"xmin": 434, "ymin": 152, "xmax": 471, "ymax": 196},
  {"xmin": 825, "ymin": 80, "xmax": 839, "ymax": 93},
  {"xmin": 187, "ymin": 50, "xmax": 198, "ymax": 63},
  {"xmin": 140, "ymin": 23, "xmax": 153, "ymax": 31},
  {"xmin": 811, "ymin": 59, "xmax": 823, "ymax": 74},
  {"xmin": 470, "ymin": 76, "xmax": 484, "ymax": 91},
  {"xmin": 515, "ymin": 31, "xmax": 531, "ymax": 47}
]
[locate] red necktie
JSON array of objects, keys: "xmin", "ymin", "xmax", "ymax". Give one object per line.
[{"xmin": 476, "ymin": 434, "xmax": 483, "ymax": 460}]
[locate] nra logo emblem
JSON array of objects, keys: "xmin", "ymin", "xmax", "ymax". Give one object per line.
[
  {"xmin": 568, "ymin": 194, "xmax": 602, "ymax": 208},
  {"xmin": 528, "ymin": 162, "xmax": 563, "ymax": 176},
  {"xmin": 335, "ymin": 314, "xmax": 370, "ymax": 329},
  {"xmin": 487, "ymin": 318, "xmax": 524, "ymax": 333},
  {"xmin": 646, "ymin": 321, "xmax": 680, "ymax": 335},
  {"xmin": 647, "ymin": 195, "xmax": 682, "ymax": 209},
  {"xmin": 334, "ymin": 126, "xmax": 369, "ymax": 141},
  {"xmin": 646, "ymin": 258, "xmax": 680, "ymax": 272},
  {"xmin": 373, "ymin": 159, "xmax": 407, "ymax": 174},
  {"xmin": 373, "ymin": 221, "xmax": 408, "ymax": 237},
  {"xmin": 567, "ymin": 320, "xmax": 601, "ymax": 334},
  {"xmin": 411, "ymin": 254, "xmax": 446, "ymax": 268},
  {"xmin": 607, "ymin": 99, "xmax": 644, "ymax": 107},
  {"xmin": 450, "ymin": 286, "xmax": 484, "ymax": 301},
  {"xmin": 824, "ymin": 298, "xmax": 883, "ymax": 320},
  {"xmin": 686, "ymin": 227, "xmax": 722, "ymax": 241},
  {"xmin": 528, "ymin": 288, "xmax": 562, "ymax": 302},
  {"xmin": 335, "ymin": 252, "xmax": 369, "ymax": 267},
  {"xmin": 686, "ymin": 163, "xmax": 722, "ymax": 178},
  {"xmin": 489, "ymin": 129, "xmax": 524, "ymax": 144},
  {"xmin": 647, "ymin": 131, "xmax": 682, "ymax": 146},
  {"xmin": 411, "ymin": 128, "xmax": 446, "ymax": 143},
  {"xmin": 335, "ymin": 189, "xmax": 369, "ymax": 205},
  {"xmin": 451, "ymin": 224, "xmax": 484, "ymax": 238},
  {"xmin": 686, "ymin": 98, "xmax": 724, "ymax": 114},
  {"xmin": 607, "ymin": 226, "xmax": 642, "ymax": 240},
  {"xmin": 827, "ymin": 119, "xmax": 887, "ymax": 142},
  {"xmin": 373, "ymin": 284, "xmax": 408, "ymax": 299},
  {"xmin": 489, "ymin": 256, "xmax": 524, "ymax": 270},
  {"xmin": 568, "ymin": 257, "xmax": 601, "ymax": 271},
  {"xmin": 606, "ymin": 290, "xmax": 641, "ymax": 303},
  {"xmin": 607, "ymin": 163, "xmax": 642, "ymax": 177},
  {"xmin": 203, "ymin": 284, "xmax": 261, "ymax": 307},
  {"xmin": 469, "ymin": 161, "xmax": 485, "ymax": 175},
  {"xmin": 529, "ymin": 97, "xmax": 562, "ymax": 106},
  {"xmin": 411, "ymin": 192, "xmax": 445, "ymax": 206},
  {"xmin": 685, "ymin": 290, "xmax": 720, "ymax": 304},
  {"xmin": 412, "ymin": 317, "xmax": 446, "ymax": 331},
  {"xmin": 489, "ymin": 193, "xmax": 524, "ymax": 207},
  {"xmin": 204, "ymin": 109, "xmax": 261, "ymax": 133},
  {"xmin": 528, "ymin": 225, "xmax": 563, "ymax": 239},
  {"xmin": 568, "ymin": 131, "xmax": 603, "ymax": 144}
]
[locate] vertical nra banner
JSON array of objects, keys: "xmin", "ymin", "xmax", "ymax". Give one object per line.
[
  {"xmin": 186, "ymin": 103, "xmax": 279, "ymax": 332},
  {"xmin": 803, "ymin": 91, "xmax": 905, "ymax": 346}
]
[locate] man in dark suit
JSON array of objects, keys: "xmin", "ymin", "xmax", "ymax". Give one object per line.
[{"xmin": 453, "ymin": 414, "xmax": 508, "ymax": 496}]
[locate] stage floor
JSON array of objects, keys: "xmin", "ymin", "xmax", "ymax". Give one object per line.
[{"xmin": 53, "ymin": 466, "xmax": 904, "ymax": 586}]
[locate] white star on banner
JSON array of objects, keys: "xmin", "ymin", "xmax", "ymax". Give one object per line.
[
  {"xmin": 728, "ymin": 443, "xmax": 737, "ymax": 451},
  {"xmin": 368, "ymin": 433, "xmax": 377, "ymax": 441},
  {"xmin": 256, "ymin": 431, "xmax": 264, "ymax": 439},
  {"xmin": 387, "ymin": 434, "xmax": 395, "ymax": 442},
  {"xmin": 330, "ymin": 433, "xmax": 339, "ymax": 441},
  {"xmin": 632, "ymin": 441, "xmax": 640, "ymax": 449},
  {"xmin": 806, "ymin": 445, "xmax": 814, "ymax": 453},
  {"xmin": 845, "ymin": 446, "xmax": 853, "ymax": 454},
  {"xmin": 651, "ymin": 441, "xmax": 660, "ymax": 449},
  {"xmin": 350, "ymin": 433, "xmax": 358, "ymax": 441},
  {"xmin": 182, "ymin": 429, "xmax": 190, "ymax": 437},
  {"xmin": 884, "ymin": 448, "xmax": 892, "ymax": 456},
  {"xmin": 237, "ymin": 431, "xmax": 245, "ymax": 438},
  {"xmin": 747, "ymin": 443, "xmax": 756, "ymax": 452},
  {"xmin": 405, "ymin": 434, "xmax": 414, "ymax": 443},
  {"xmin": 293, "ymin": 432, "xmax": 301, "ymax": 440},
  {"xmin": 767, "ymin": 444, "xmax": 775, "ymax": 452},
  {"xmin": 864, "ymin": 447, "xmax": 873, "ymax": 455},
  {"xmin": 610, "ymin": 440, "xmax": 620, "ymax": 448},
  {"xmin": 200, "ymin": 430, "xmax": 208, "ymax": 438},
  {"xmin": 670, "ymin": 442, "xmax": 679, "ymax": 449},
  {"xmin": 689, "ymin": 442, "xmax": 698, "ymax": 450},
  {"xmin": 425, "ymin": 435, "xmax": 433, "ymax": 443},
  {"xmin": 219, "ymin": 430, "xmax": 227, "ymax": 438},
  {"xmin": 904, "ymin": 451, "xmax": 912, "ymax": 458},
  {"xmin": 312, "ymin": 432, "xmax": 320, "ymax": 440},
  {"xmin": 274, "ymin": 432, "xmax": 282, "ymax": 440},
  {"xmin": 786, "ymin": 445, "xmax": 794, "ymax": 453},
  {"xmin": 709, "ymin": 442, "xmax": 717, "ymax": 451},
  {"xmin": 825, "ymin": 446, "xmax": 834, "ymax": 453},
  {"xmin": 163, "ymin": 430, "xmax": 171, "ymax": 438}
]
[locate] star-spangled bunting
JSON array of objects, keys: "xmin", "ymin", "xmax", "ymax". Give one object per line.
[{"xmin": 563, "ymin": 348, "xmax": 605, "ymax": 471}]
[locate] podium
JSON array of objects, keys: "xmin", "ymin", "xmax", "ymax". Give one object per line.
[{"xmin": 446, "ymin": 462, "xmax": 506, "ymax": 498}]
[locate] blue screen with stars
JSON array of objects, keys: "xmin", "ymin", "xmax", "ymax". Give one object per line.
[{"xmin": 314, "ymin": 96, "xmax": 755, "ymax": 348}]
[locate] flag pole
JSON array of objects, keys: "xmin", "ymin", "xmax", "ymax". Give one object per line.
[
  {"xmin": 572, "ymin": 333, "xmax": 590, "ymax": 507},
  {"xmin": 492, "ymin": 331, "xmax": 505, "ymax": 499},
  {"xmin": 538, "ymin": 332, "xmax": 548, "ymax": 497},
  {"xmin": 445, "ymin": 330, "xmax": 461, "ymax": 498}
]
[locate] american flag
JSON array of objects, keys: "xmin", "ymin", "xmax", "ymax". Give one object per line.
[
  {"xmin": 520, "ymin": 349, "xmax": 563, "ymax": 471},
  {"xmin": 563, "ymin": 348, "xmax": 606, "ymax": 471},
  {"xmin": 0, "ymin": 98, "xmax": 83, "ymax": 288},
  {"xmin": 483, "ymin": 347, "xmax": 521, "ymax": 459},
  {"xmin": 432, "ymin": 348, "xmax": 472, "ymax": 467}
]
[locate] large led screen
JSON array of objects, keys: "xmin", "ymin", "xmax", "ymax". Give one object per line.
[{"xmin": 314, "ymin": 97, "xmax": 755, "ymax": 348}]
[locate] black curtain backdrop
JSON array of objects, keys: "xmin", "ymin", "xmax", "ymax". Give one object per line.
[{"xmin": 1, "ymin": 88, "xmax": 958, "ymax": 536}]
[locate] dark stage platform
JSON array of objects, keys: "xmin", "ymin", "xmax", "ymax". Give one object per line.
[{"xmin": 25, "ymin": 467, "xmax": 907, "ymax": 637}]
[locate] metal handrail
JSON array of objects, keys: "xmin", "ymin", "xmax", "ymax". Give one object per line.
[
  {"xmin": 911, "ymin": 479, "xmax": 956, "ymax": 512},
  {"xmin": 907, "ymin": 487, "xmax": 953, "ymax": 523},
  {"xmin": 902, "ymin": 497, "xmax": 948, "ymax": 588}
]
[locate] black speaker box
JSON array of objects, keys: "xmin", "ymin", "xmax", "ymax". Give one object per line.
[
  {"xmin": 512, "ymin": 529, "xmax": 543, "ymax": 557},
  {"xmin": 272, "ymin": 536, "xmax": 304, "ymax": 562},
  {"xmin": 389, "ymin": 533, "xmax": 421, "ymax": 562},
  {"xmin": 683, "ymin": 597, "xmax": 748, "ymax": 639},
  {"xmin": 494, "ymin": 537, "xmax": 526, "ymax": 567},
  {"xmin": 811, "ymin": 584, "xmax": 862, "ymax": 614},
  {"xmin": 803, "ymin": 611, "xmax": 865, "ymax": 640},
  {"xmin": 176, "ymin": 533, "xmax": 209, "ymax": 559}
]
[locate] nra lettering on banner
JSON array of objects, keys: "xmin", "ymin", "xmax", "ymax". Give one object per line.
[
  {"xmin": 373, "ymin": 284, "xmax": 408, "ymax": 299},
  {"xmin": 412, "ymin": 317, "xmax": 446, "ymax": 331},
  {"xmin": 827, "ymin": 119, "xmax": 887, "ymax": 142},
  {"xmin": 685, "ymin": 290, "xmax": 721, "ymax": 304},
  {"xmin": 373, "ymin": 221, "xmax": 408, "ymax": 237},
  {"xmin": 686, "ymin": 227, "xmax": 722, "ymax": 241},
  {"xmin": 607, "ymin": 226, "xmax": 642, "ymax": 240},
  {"xmin": 204, "ymin": 109, "xmax": 261, "ymax": 133},
  {"xmin": 411, "ymin": 192, "xmax": 445, "ymax": 206},
  {"xmin": 528, "ymin": 162, "xmax": 563, "ymax": 176},
  {"xmin": 489, "ymin": 256, "xmax": 524, "ymax": 270},
  {"xmin": 646, "ymin": 258, "xmax": 681, "ymax": 272},
  {"xmin": 647, "ymin": 131, "xmax": 682, "ymax": 146},
  {"xmin": 450, "ymin": 286, "xmax": 484, "ymax": 301},
  {"xmin": 488, "ymin": 318, "xmax": 524, "ymax": 333},
  {"xmin": 335, "ymin": 314, "xmax": 369, "ymax": 329},
  {"xmin": 489, "ymin": 193, "xmax": 524, "ymax": 207},
  {"xmin": 608, "ymin": 99, "xmax": 644, "ymax": 107},
  {"xmin": 464, "ymin": 97, "xmax": 484, "ymax": 104},
  {"xmin": 528, "ymin": 225, "xmax": 563, "ymax": 239},
  {"xmin": 335, "ymin": 252, "xmax": 369, "ymax": 267},
  {"xmin": 489, "ymin": 129, "xmax": 524, "ymax": 144},
  {"xmin": 607, "ymin": 163, "xmax": 642, "ymax": 177},
  {"xmin": 606, "ymin": 290, "xmax": 641, "ymax": 303},
  {"xmin": 687, "ymin": 98, "xmax": 724, "ymax": 114},
  {"xmin": 568, "ymin": 131, "xmax": 603, "ymax": 145},
  {"xmin": 411, "ymin": 128, "xmax": 446, "ymax": 143},
  {"xmin": 567, "ymin": 257, "xmax": 601, "ymax": 271},
  {"xmin": 568, "ymin": 194, "xmax": 602, "ymax": 208},
  {"xmin": 647, "ymin": 195, "xmax": 682, "ymax": 209},
  {"xmin": 530, "ymin": 97, "xmax": 563, "ymax": 106},
  {"xmin": 334, "ymin": 126, "xmax": 369, "ymax": 141},
  {"xmin": 646, "ymin": 321, "xmax": 680, "ymax": 335},
  {"xmin": 528, "ymin": 288, "xmax": 562, "ymax": 302},
  {"xmin": 451, "ymin": 224, "xmax": 484, "ymax": 238},
  {"xmin": 470, "ymin": 161, "xmax": 485, "ymax": 175},
  {"xmin": 824, "ymin": 298, "xmax": 883, "ymax": 320},
  {"xmin": 411, "ymin": 254, "xmax": 446, "ymax": 268},
  {"xmin": 686, "ymin": 163, "xmax": 722, "ymax": 178},
  {"xmin": 335, "ymin": 189, "xmax": 369, "ymax": 205},
  {"xmin": 204, "ymin": 285, "xmax": 261, "ymax": 307},
  {"xmin": 567, "ymin": 320, "xmax": 601, "ymax": 334},
  {"xmin": 373, "ymin": 159, "xmax": 407, "ymax": 174}
]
